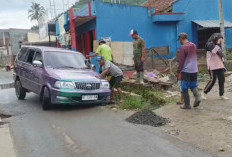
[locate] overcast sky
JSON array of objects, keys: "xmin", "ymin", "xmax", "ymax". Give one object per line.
[{"xmin": 0, "ymin": 0, "xmax": 78, "ymax": 29}]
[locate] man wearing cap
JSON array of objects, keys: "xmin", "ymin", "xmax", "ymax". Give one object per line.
[
  {"xmin": 130, "ymin": 29, "xmax": 146, "ymax": 84},
  {"xmin": 97, "ymin": 56, "xmax": 123, "ymax": 102},
  {"xmin": 177, "ymin": 33, "xmax": 201, "ymax": 109},
  {"xmin": 87, "ymin": 39, "xmax": 113, "ymax": 62}
]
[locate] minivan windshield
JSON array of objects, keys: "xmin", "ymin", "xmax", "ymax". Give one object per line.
[{"xmin": 44, "ymin": 51, "xmax": 88, "ymax": 69}]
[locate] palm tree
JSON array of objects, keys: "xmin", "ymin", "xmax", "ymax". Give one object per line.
[{"xmin": 28, "ymin": 2, "xmax": 46, "ymax": 24}]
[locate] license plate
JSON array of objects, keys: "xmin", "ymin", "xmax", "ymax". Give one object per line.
[{"xmin": 82, "ymin": 95, "xmax": 98, "ymax": 101}]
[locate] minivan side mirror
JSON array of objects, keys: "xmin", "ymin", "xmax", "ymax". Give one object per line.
[
  {"xmin": 91, "ymin": 64, "xmax": 96, "ymax": 71},
  {"xmin": 85, "ymin": 59, "xmax": 96, "ymax": 71},
  {"xmin": 33, "ymin": 60, "xmax": 43, "ymax": 67}
]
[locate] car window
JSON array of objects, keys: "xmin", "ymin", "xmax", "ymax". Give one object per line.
[
  {"xmin": 26, "ymin": 49, "xmax": 36, "ymax": 64},
  {"xmin": 44, "ymin": 51, "xmax": 87, "ymax": 69},
  {"xmin": 33, "ymin": 51, "xmax": 43, "ymax": 63},
  {"xmin": 17, "ymin": 47, "xmax": 28, "ymax": 62}
]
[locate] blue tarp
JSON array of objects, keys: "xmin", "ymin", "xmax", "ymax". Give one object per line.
[{"xmin": 89, "ymin": 52, "xmax": 101, "ymax": 74}]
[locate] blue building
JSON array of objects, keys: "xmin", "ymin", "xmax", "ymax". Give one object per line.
[{"xmin": 63, "ymin": 0, "xmax": 232, "ymax": 57}]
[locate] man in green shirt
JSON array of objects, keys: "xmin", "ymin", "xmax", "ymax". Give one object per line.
[
  {"xmin": 130, "ymin": 29, "xmax": 146, "ymax": 84},
  {"xmin": 87, "ymin": 39, "xmax": 113, "ymax": 61}
]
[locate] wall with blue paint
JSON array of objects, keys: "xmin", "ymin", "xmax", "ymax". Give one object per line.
[
  {"xmin": 76, "ymin": 19, "xmax": 96, "ymax": 35},
  {"xmin": 173, "ymin": 0, "xmax": 232, "ymax": 49},
  {"xmin": 95, "ymin": 0, "xmax": 178, "ymax": 57},
  {"xmin": 73, "ymin": 0, "xmax": 232, "ymax": 58}
]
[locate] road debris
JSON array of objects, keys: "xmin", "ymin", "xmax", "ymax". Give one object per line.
[
  {"xmin": 164, "ymin": 129, "xmax": 180, "ymax": 136},
  {"xmin": 126, "ymin": 110, "xmax": 169, "ymax": 127},
  {"xmin": 165, "ymin": 91, "xmax": 180, "ymax": 98},
  {"xmin": 123, "ymin": 69, "xmax": 174, "ymax": 89},
  {"xmin": 168, "ymin": 122, "xmax": 176, "ymax": 127},
  {"xmin": 218, "ymin": 147, "xmax": 225, "ymax": 152}
]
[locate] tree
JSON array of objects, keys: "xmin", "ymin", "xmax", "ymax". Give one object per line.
[{"xmin": 28, "ymin": 2, "xmax": 46, "ymax": 24}]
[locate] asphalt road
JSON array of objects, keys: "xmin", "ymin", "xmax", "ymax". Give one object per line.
[{"xmin": 0, "ymin": 89, "xmax": 214, "ymax": 157}]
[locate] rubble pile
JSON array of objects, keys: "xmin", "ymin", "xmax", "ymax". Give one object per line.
[
  {"xmin": 123, "ymin": 70, "xmax": 174, "ymax": 87},
  {"xmin": 126, "ymin": 110, "xmax": 169, "ymax": 127}
]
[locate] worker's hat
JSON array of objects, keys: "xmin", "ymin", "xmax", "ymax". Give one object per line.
[{"xmin": 129, "ymin": 29, "xmax": 138, "ymax": 36}]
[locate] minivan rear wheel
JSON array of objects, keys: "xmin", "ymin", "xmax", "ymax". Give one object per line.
[
  {"xmin": 15, "ymin": 80, "xmax": 26, "ymax": 100},
  {"xmin": 42, "ymin": 87, "xmax": 53, "ymax": 111}
]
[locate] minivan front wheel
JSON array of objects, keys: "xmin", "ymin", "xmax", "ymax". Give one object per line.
[
  {"xmin": 42, "ymin": 87, "xmax": 53, "ymax": 111},
  {"xmin": 15, "ymin": 80, "xmax": 26, "ymax": 100}
]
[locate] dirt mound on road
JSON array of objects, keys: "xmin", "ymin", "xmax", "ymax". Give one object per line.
[{"xmin": 126, "ymin": 110, "xmax": 168, "ymax": 127}]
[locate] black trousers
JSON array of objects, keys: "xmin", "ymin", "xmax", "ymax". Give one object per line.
[{"xmin": 204, "ymin": 69, "xmax": 225, "ymax": 96}]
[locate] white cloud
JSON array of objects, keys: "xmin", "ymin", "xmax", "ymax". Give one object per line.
[{"xmin": 0, "ymin": 10, "xmax": 32, "ymax": 29}]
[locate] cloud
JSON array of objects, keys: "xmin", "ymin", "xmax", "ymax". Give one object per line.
[
  {"xmin": 0, "ymin": 0, "xmax": 78, "ymax": 29},
  {"xmin": 0, "ymin": 10, "xmax": 32, "ymax": 29}
]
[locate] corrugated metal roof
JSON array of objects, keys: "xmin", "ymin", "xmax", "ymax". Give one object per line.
[{"xmin": 193, "ymin": 20, "xmax": 232, "ymax": 28}]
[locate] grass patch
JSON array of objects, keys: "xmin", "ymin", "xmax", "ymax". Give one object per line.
[
  {"xmin": 199, "ymin": 67, "xmax": 208, "ymax": 75},
  {"xmin": 118, "ymin": 82, "xmax": 169, "ymax": 110},
  {"xmin": 119, "ymin": 96, "xmax": 150, "ymax": 110},
  {"xmin": 227, "ymin": 50, "xmax": 232, "ymax": 60}
]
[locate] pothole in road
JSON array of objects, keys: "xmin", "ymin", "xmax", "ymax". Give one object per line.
[
  {"xmin": 126, "ymin": 110, "xmax": 169, "ymax": 127},
  {"xmin": 0, "ymin": 113, "xmax": 12, "ymax": 126},
  {"xmin": 0, "ymin": 113, "xmax": 12, "ymax": 119}
]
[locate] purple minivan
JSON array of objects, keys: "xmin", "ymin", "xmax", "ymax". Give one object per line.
[{"xmin": 13, "ymin": 46, "xmax": 111, "ymax": 110}]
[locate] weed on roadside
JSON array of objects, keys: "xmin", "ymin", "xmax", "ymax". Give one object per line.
[
  {"xmin": 117, "ymin": 82, "xmax": 169, "ymax": 110},
  {"xmin": 119, "ymin": 95, "xmax": 150, "ymax": 110},
  {"xmin": 227, "ymin": 50, "xmax": 232, "ymax": 60}
]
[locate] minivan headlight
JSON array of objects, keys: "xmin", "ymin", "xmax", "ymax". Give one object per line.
[
  {"xmin": 100, "ymin": 82, "xmax": 110, "ymax": 89},
  {"xmin": 54, "ymin": 81, "xmax": 76, "ymax": 89}
]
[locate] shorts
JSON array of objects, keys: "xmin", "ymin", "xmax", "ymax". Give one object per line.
[
  {"xmin": 181, "ymin": 72, "xmax": 198, "ymax": 92},
  {"xmin": 181, "ymin": 81, "xmax": 198, "ymax": 92},
  {"xmin": 109, "ymin": 75, "xmax": 123, "ymax": 88}
]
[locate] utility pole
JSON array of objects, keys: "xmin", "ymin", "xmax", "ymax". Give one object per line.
[
  {"xmin": 3, "ymin": 31, "xmax": 5, "ymax": 47},
  {"xmin": 218, "ymin": 0, "xmax": 226, "ymax": 57}
]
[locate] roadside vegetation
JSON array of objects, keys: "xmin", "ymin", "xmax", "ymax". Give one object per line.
[
  {"xmin": 117, "ymin": 82, "xmax": 174, "ymax": 110},
  {"xmin": 226, "ymin": 50, "xmax": 232, "ymax": 60}
]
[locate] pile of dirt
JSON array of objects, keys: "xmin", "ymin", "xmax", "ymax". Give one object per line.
[{"xmin": 126, "ymin": 110, "xmax": 169, "ymax": 127}]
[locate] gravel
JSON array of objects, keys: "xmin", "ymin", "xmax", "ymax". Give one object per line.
[{"xmin": 126, "ymin": 110, "xmax": 169, "ymax": 127}]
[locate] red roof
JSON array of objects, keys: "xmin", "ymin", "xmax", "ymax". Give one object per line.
[{"xmin": 144, "ymin": 0, "xmax": 176, "ymax": 13}]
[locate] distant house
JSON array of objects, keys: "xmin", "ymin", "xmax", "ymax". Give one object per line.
[
  {"xmin": 56, "ymin": 0, "xmax": 232, "ymax": 58},
  {"xmin": 0, "ymin": 29, "xmax": 29, "ymax": 55}
]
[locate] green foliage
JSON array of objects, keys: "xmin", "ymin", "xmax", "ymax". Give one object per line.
[
  {"xmin": 28, "ymin": 2, "xmax": 46, "ymax": 24},
  {"xmin": 120, "ymin": 96, "xmax": 150, "ymax": 110},
  {"xmin": 120, "ymin": 82, "xmax": 167, "ymax": 110},
  {"xmin": 226, "ymin": 50, "xmax": 232, "ymax": 60}
]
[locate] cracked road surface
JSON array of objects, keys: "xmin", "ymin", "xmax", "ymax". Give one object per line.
[{"xmin": 0, "ymin": 89, "xmax": 214, "ymax": 157}]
